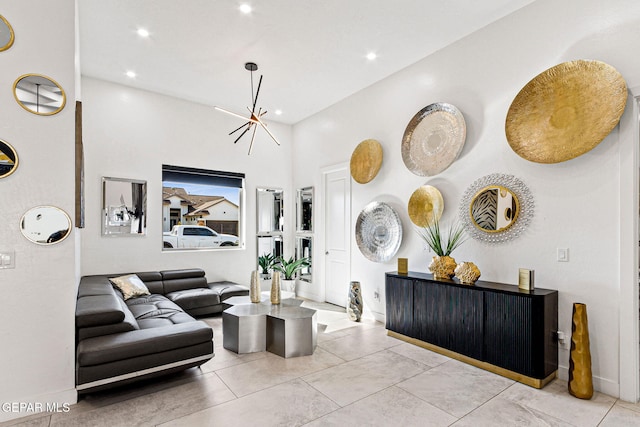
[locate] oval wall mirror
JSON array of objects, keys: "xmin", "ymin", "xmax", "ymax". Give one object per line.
[
  {"xmin": 459, "ymin": 173, "xmax": 533, "ymax": 244},
  {"xmin": 13, "ymin": 74, "xmax": 67, "ymax": 115},
  {"xmin": 20, "ymin": 205, "xmax": 72, "ymax": 245},
  {"xmin": 0, "ymin": 15, "xmax": 15, "ymax": 52},
  {"xmin": 0, "ymin": 139, "xmax": 19, "ymax": 178},
  {"xmin": 470, "ymin": 185, "xmax": 520, "ymax": 233}
]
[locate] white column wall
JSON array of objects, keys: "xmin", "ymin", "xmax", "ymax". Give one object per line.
[
  {"xmin": 292, "ymin": 0, "xmax": 640, "ymax": 397},
  {"xmin": 0, "ymin": 1, "xmax": 78, "ymax": 422}
]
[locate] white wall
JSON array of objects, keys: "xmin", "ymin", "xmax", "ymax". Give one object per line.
[
  {"xmin": 292, "ymin": 0, "xmax": 640, "ymax": 397},
  {"xmin": 0, "ymin": 1, "xmax": 78, "ymax": 422},
  {"xmin": 80, "ymin": 77, "xmax": 293, "ymax": 284}
]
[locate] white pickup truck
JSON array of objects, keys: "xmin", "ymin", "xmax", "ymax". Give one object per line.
[{"xmin": 162, "ymin": 225, "xmax": 239, "ymax": 249}]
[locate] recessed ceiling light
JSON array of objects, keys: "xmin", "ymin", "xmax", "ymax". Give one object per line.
[
  {"xmin": 275, "ymin": 109, "xmax": 283, "ymax": 116},
  {"xmin": 125, "ymin": 70, "xmax": 137, "ymax": 78},
  {"xmin": 239, "ymin": 4, "xmax": 252, "ymax": 14},
  {"xmin": 366, "ymin": 52, "xmax": 377, "ymax": 61},
  {"xmin": 136, "ymin": 28, "xmax": 149, "ymax": 38}
]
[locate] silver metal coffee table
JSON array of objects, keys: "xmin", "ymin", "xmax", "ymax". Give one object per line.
[{"xmin": 222, "ymin": 298, "xmax": 316, "ymax": 357}]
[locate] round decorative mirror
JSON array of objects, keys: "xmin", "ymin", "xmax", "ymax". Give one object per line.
[
  {"xmin": 0, "ymin": 15, "xmax": 15, "ymax": 52},
  {"xmin": 0, "ymin": 139, "xmax": 19, "ymax": 178},
  {"xmin": 459, "ymin": 174, "xmax": 533, "ymax": 243},
  {"xmin": 13, "ymin": 74, "xmax": 67, "ymax": 115},
  {"xmin": 20, "ymin": 206, "xmax": 72, "ymax": 245},
  {"xmin": 470, "ymin": 185, "xmax": 519, "ymax": 233}
]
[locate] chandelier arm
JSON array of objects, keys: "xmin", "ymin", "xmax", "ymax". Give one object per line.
[
  {"xmin": 229, "ymin": 121, "xmax": 250, "ymax": 136},
  {"xmin": 248, "ymin": 121, "xmax": 259, "ymax": 155},
  {"xmin": 214, "ymin": 106, "xmax": 260, "ymax": 124},
  {"xmin": 233, "ymin": 124, "xmax": 253, "ymax": 144},
  {"xmin": 252, "ymin": 75, "xmax": 263, "ymax": 112},
  {"xmin": 253, "ymin": 113, "xmax": 281, "ymax": 146}
]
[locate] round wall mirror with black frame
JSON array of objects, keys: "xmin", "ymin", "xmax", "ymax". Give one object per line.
[
  {"xmin": 13, "ymin": 74, "xmax": 67, "ymax": 116},
  {"xmin": 0, "ymin": 15, "xmax": 15, "ymax": 52},
  {"xmin": 0, "ymin": 139, "xmax": 18, "ymax": 178}
]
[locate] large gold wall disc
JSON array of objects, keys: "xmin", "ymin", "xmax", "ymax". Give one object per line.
[
  {"xmin": 506, "ymin": 60, "xmax": 627, "ymax": 164},
  {"xmin": 407, "ymin": 185, "xmax": 443, "ymax": 227},
  {"xmin": 350, "ymin": 139, "xmax": 383, "ymax": 184}
]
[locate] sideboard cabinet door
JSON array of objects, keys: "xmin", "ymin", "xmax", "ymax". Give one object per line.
[{"xmin": 385, "ymin": 276, "xmax": 413, "ymax": 336}]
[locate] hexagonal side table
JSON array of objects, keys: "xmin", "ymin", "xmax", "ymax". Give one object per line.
[
  {"xmin": 222, "ymin": 303, "xmax": 271, "ymax": 354},
  {"xmin": 266, "ymin": 306, "xmax": 317, "ymax": 358}
]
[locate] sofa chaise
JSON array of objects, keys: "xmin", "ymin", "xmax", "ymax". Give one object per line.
[{"xmin": 75, "ymin": 268, "xmax": 248, "ymax": 393}]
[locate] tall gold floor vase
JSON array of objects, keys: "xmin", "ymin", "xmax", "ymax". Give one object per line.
[{"xmin": 568, "ymin": 302, "xmax": 593, "ymax": 399}]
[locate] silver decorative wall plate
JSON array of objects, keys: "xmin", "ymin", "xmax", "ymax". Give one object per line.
[
  {"xmin": 401, "ymin": 102, "xmax": 466, "ymax": 176},
  {"xmin": 355, "ymin": 201, "xmax": 403, "ymax": 262},
  {"xmin": 459, "ymin": 173, "xmax": 534, "ymax": 243}
]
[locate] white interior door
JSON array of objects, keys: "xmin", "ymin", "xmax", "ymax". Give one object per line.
[{"xmin": 323, "ymin": 165, "xmax": 351, "ymax": 306}]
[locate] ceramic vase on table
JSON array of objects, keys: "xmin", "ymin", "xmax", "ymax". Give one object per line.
[
  {"xmin": 270, "ymin": 271, "xmax": 281, "ymax": 305},
  {"xmin": 282, "ymin": 279, "xmax": 296, "ymax": 296},
  {"xmin": 568, "ymin": 302, "xmax": 593, "ymax": 399},
  {"xmin": 250, "ymin": 270, "xmax": 261, "ymax": 303},
  {"xmin": 429, "ymin": 255, "xmax": 457, "ymax": 280}
]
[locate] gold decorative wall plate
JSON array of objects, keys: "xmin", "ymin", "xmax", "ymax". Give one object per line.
[
  {"xmin": 401, "ymin": 103, "xmax": 466, "ymax": 176},
  {"xmin": 506, "ymin": 60, "xmax": 627, "ymax": 164},
  {"xmin": 350, "ymin": 139, "xmax": 383, "ymax": 184},
  {"xmin": 0, "ymin": 15, "xmax": 15, "ymax": 52},
  {"xmin": 407, "ymin": 185, "xmax": 443, "ymax": 227}
]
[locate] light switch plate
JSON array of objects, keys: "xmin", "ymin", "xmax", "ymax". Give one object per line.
[
  {"xmin": 0, "ymin": 251, "xmax": 15, "ymax": 269},
  {"xmin": 557, "ymin": 248, "xmax": 569, "ymax": 262}
]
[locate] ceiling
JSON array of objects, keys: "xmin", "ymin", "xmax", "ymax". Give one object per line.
[{"xmin": 78, "ymin": 0, "xmax": 535, "ymax": 125}]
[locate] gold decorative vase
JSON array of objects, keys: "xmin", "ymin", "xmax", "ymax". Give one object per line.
[
  {"xmin": 250, "ymin": 270, "xmax": 261, "ymax": 303},
  {"xmin": 429, "ymin": 255, "xmax": 457, "ymax": 280},
  {"xmin": 270, "ymin": 271, "xmax": 281, "ymax": 305},
  {"xmin": 568, "ymin": 302, "xmax": 593, "ymax": 399},
  {"xmin": 454, "ymin": 262, "xmax": 481, "ymax": 284}
]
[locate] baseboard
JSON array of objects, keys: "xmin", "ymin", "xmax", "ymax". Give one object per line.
[
  {"xmin": 557, "ymin": 365, "xmax": 620, "ymax": 398},
  {"xmin": 0, "ymin": 388, "xmax": 77, "ymax": 423},
  {"xmin": 296, "ymin": 289, "xmax": 323, "ymax": 302}
]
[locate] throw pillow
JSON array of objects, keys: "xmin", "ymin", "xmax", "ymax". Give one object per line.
[{"xmin": 109, "ymin": 274, "xmax": 150, "ymax": 300}]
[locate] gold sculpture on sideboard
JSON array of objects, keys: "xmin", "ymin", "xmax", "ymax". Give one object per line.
[
  {"xmin": 250, "ymin": 270, "xmax": 261, "ymax": 303},
  {"xmin": 568, "ymin": 302, "xmax": 593, "ymax": 399},
  {"xmin": 454, "ymin": 262, "xmax": 481, "ymax": 284},
  {"xmin": 270, "ymin": 271, "xmax": 281, "ymax": 305}
]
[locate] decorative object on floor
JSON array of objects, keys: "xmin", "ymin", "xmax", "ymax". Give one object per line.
[
  {"xmin": 416, "ymin": 215, "xmax": 466, "ymax": 280},
  {"xmin": 506, "ymin": 60, "xmax": 627, "ymax": 164},
  {"xmin": 454, "ymin": 262, "xmax": 481, "ymax": 284},
  {"xmin": 397, "ymin": 257, "xmax": 408, "ymax": 275},
  {"xmin": 347, "ymin": 281, "xmax": 363, "ymax": 322},
  {"xmin": 408, "ymin": 184, "xmax": 444, "ymax": 227},
  {"xmin": 0, "ymin": 15, "xmax": 15, "ymax": 52},
  {"xmin": 459, "ymin": 173, "xmax": 534, "ymax": 244},
  {"xmin": 20, "ymin": 205, "xmax": 72, "ymax": 245},
  {"xmin": 401, "ymin": 102, "xmax": 466, "ymax": 176},
  {"xmin": 13, "ymin": 74, "xmax": 66, "ymax": 115},
  {"xmin": 350, "ymin": 139, "xmax": 383, "ymax": 184},
  {"xmin": 215, "ymin": 62, "xmax": 280, "ymax": 155},
  {"xmin": 270, "ymin": 271, "xmax": 281, "ymax": 305},
  {"xmin": 102, "ymin": 176, "xmax": 147, "ymax": 236},
  {"xmin": 355, "ymin": 201, "xmax": 403, "ymax": 262},
  {"xmin": 518, "ymin": 268, "xmax": 535, "ymax": 291},
  {"xmin": 0, "ymin": 139, "xmax": 18, "ymax": 179},
  {"xmin": 568, "ymin": 302, "xmax": 593, "ymax": 399},
  {"xmin": 250, "ymin": 270, "xmax": 261, "ymax": 303},
  {"xmin": 258, "ymin": 253, "xmax": 276, "ymax": 279}
]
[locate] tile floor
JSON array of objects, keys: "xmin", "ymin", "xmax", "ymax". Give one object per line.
[{"xmin": 3, "ymin": 302, "xmax": 640, "ymax": 427}]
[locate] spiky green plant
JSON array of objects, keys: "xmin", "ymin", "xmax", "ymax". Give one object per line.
[
  {"xmin": 416, "ymin": 216, "xmax": 466, "ymax": 256},
  {"xmin": 273, "ymin": 256, "xmax": 310, "ymax": 280},
  {"xmin": 257, "ymin": 253, "xmax": 277, "ymax": 274}
]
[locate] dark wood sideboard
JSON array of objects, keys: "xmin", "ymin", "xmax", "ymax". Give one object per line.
[{"xmin": 385, "ymin": 271, "xmax": 558, "ymax": 388}]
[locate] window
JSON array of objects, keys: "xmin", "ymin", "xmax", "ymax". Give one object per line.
[{"xmin": 162, "ymin": 164, "xmax": 245, "ymax": 251}]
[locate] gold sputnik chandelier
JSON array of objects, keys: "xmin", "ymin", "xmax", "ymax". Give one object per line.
[{"xmin": 215, "ymin": 62, "xmax": 281, "ymax": 155}]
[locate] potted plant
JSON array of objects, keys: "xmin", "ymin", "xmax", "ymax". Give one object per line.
[
  {"xmin": 416, "ymin": 216, "xmax": 466, "ymax": 280},
  {"xmin": 257, "ymin": 253, "xmax": 276, "ymax": 279},
  {"xmin": 273, "ymin": 256, "xmax": 310, "ymax": 295}
]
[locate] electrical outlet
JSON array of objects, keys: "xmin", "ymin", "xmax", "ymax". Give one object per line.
[
  {"xmin": 557, "ymin": 331, "xmax": 569, "ymax": 349},
  {"xmin": 0, "ymin": 251, "xmax": 15, "ymax": 269},
  {"xmin": 374, "ymin": 290, "xmax": 380, "ymax": 301},
  {"xmin": 557, "ymin": 248, "xmax": 569, "ymax": 262}
]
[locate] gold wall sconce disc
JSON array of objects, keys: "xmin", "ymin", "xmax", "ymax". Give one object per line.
[
  {"xmin": 506, "ymin": 60, "xmax": 627, "ymax": 164},
  {"xmin": 407, "ymin": 185, "xmax": 443, "ymax": 227},
  {"xmin": 13, "ymin": 73, "xmax": 67, "ymax": 116},
  {"xmin": 0, "ymin": 15, "xmax": 15, "ymax": 52},
  {"xmin": 350, "ymin": 139, "xmax": 383, "ymax": 184}
]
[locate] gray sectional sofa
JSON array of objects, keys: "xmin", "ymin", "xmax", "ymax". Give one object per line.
[{"xmin": 75, "ymin": 268, "xmax": 248, "ymax": 393}]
